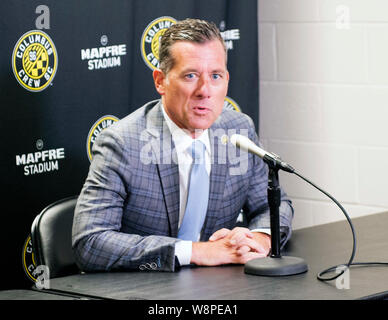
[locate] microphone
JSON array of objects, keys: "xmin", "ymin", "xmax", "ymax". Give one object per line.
[
  {"xmin": 231, "ymin": 134, "xmax": 361, "ymax": 282},
  {"xmin": 230, "ymin": 133, "xmax": 308, "ymax": 276},
  {"xmin": 230, "ymin": 134, "xmax": 294, "ymax": 173}
]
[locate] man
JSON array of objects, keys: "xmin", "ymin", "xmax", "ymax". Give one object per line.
[{"xmin": 72, "ymin": 18, "xmax": 293, "ymax": 272}]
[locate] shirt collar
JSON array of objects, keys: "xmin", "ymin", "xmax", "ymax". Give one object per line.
[{"xmin": 161, "ymin": 103, "xmax": 211, "ymax": 156}]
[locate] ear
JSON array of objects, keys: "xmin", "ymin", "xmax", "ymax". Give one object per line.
[{"xmin": 153, "ymin": 69, "xmax": 166, "ymax": 95}]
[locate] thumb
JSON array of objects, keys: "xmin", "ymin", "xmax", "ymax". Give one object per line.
[{"xmin": 209, "ymin": 228, "xmax": 231, "ymax": 241}]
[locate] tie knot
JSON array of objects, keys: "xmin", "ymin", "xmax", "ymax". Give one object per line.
[{"xmin": 190, "ymin": 140, "xmax": 206, "ymax": 163}]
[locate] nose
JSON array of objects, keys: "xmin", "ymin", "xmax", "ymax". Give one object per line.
[{"xmin": 195, "ymin": 75, "xmax": 211, "ymax": 99}]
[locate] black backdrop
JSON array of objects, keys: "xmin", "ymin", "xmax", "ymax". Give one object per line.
[{"xmin": 0, "ymin": 0, "xmax": 259, "ymax": 290}]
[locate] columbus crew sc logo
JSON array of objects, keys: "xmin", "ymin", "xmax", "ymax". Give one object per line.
[
  {"xmin": 22, "ymin": 235, "xmax": 37, "ymax": 283},
  {"xmin": 224, "ymin": 96, "xmax": 241, "ymax": 112},
  {"xmin": 12, "ymin": 30, "xmax": 58, "ymax": 92},
  {"xmin": 86, "ymin": 115, "xmax": 119, "ymax": 162},
  {"xmin": 141, "ymin": 16, "xmax": 176, "ymax": 70}
]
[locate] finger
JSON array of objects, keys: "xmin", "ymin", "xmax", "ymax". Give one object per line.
[
  {"xmin": 232, "ymin": 251, "xmax": 266, "ymax": 264},
  {"xmin": 209, "ymin": 228, "xmax": 230, "ymax": 241},
  {"xmin": 229, "ymin": 227, "xmax": 253, "ymax": 239},
  {"xmin": 228, "ymin": 228, "xmax": 254, "ymax": 246},
  {"xmin": 235, "ymin": 237, "xmax": 268, "ymax": 254},
  {"xmin": 229, "ymin": 232, "xmax": 248, "ymax": 246},
  {"xmin": 236, "ymin": 245, "xmax": 251, "ymax": 255},
  {"xmin": 239, "ymin": 252, "xmax": 267, "ymax": 264}
]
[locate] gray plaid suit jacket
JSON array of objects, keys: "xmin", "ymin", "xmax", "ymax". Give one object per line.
[{"xmin": 72, "ymin": 100, "xmax": 293, "ymax": 272}]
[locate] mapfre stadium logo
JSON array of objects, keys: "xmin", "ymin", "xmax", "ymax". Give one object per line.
[
  {"xmin": 141, "ymin": 16, "xmax": 176, "ymax": 70},
  {"xmin": 87, "ymin": 115, "xmax": 119, "ymax": 161},
  {"xmin": 12, "ymin": 30, "xmax": 57, "ymax": 92}
]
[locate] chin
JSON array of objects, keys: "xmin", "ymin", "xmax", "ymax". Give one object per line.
[
  {"xmin": 190, "ymin": 123, "xmax": 212, "ymax": 132},
  {"xmin": 190, "ymin": 117, "xmax": 216, "ymax": 131}
]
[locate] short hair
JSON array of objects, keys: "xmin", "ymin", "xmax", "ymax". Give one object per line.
[{"xmin": 159, "ymin": 18, "xmax": 227, "ymax": 74}]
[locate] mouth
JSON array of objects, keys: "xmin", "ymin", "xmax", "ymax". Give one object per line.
[{"xmin": 192, "ymin": 105, "xmax": 210, "ymax": 115}]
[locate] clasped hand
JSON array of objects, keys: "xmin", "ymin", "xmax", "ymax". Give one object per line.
[{"xmin": 190, "ymin": 227, "xmax": 271, "ymax": 266}]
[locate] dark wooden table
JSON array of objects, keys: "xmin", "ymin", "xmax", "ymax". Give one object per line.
[{"xmin": 43, "ymin": 211, "xmax": 388, "ymax": 300}]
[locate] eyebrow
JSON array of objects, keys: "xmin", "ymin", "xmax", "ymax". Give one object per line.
[{"xmin": 180, "ymin": 68, "xmax": 227, "ymax": 74}]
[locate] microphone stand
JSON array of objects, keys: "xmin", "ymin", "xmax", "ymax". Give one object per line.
[{"xmin": 244, "ymin": 156, "xmax": 308, "ymax": 276}]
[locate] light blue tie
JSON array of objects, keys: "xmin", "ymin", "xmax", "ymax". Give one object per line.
[{"xmin": 178, "ymin": 140, "xmax": 209, "ymax": 241}]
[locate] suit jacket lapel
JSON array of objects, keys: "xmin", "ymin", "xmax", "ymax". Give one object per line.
[
  {"xmin": 144, "ymin": 102, "xmax": 230, "ymax": 240},
  {"xmin": 145, "ymin": 102, "xmax": 180, "ymax": 237},
  {"xmin": 200, "ymin": 122, "xmax": 229, "ymax": 241}
]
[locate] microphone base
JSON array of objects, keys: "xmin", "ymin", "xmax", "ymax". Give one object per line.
[{"xmin": 244, "ymin": 256, "xmax": 308, "ymax": 276}]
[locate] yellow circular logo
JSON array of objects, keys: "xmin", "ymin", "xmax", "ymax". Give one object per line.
[
  {"xmin": 140, "ymin": 16, "xmax": 176, "ymax": 70},
  {"xmin": 22, "ymin": 234, "xmax": 37, "ymax": 283},
  {"xmin": 86, "ymin": 115, "xmax": 119, "ymax": 162},
  {"xmin": 224, "ymin": 96, "xmax": 241, "ymax": 112},
  {"xmin": 12, "ymin": 30, "xmax": 58, "ymax": 92}
]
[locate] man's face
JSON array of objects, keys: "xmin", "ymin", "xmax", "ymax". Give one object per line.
[{"xmin": 153, "ymin": 39, "xmax": 229, "ymax": 137}]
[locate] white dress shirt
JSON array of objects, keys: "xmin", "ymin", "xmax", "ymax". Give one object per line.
[
  {"xmin": 161, "ymin": 105, "xmax": 270, "ymax": 266},
  {"xmin": 161, "ymin": 105, "xmax": 210, "ymax": 265}
]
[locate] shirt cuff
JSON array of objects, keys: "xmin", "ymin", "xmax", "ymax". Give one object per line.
[{"xmin": 175, "ymin": 240, "xmax": 192, "ymax": 266}]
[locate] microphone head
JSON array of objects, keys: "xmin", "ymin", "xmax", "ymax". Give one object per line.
[
  {"xmin": 230, "ymin": 134, "xmax": 255, "ymax": 150},
  {"xmin": 230, "ymin": 134, "xmax": 238, "ymax": 146},
  {"xmin": 230, "ymin": 134, "xmax": 267, "ymax": 159},
  {"xmin": 230, "ymin": 135, "xmax": 295, "ymax": 172}
]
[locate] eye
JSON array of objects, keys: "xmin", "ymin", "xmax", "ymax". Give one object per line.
[
  {"xmin": 212, "ymin": 73, "xmax": 221, "ymax": 80},
  {"xmin": 185, "ymin": 73, "xmax": 195, "ymax": 79}
]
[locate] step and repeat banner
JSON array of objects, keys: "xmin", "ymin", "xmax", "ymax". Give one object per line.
[{"xmin": 0, "ymin": 0, "xmax": 259, "ymax": 289}]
